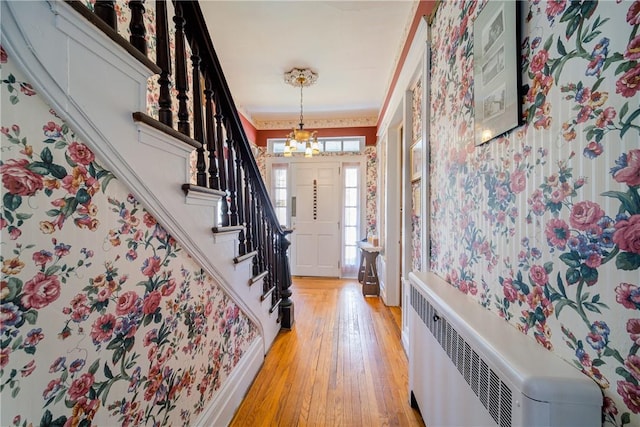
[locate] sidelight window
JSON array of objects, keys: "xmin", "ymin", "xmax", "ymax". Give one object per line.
[
  {"xmin": 342, "ymin": 164, "xmax": 360, "ymax": 277},
  {"xmin": 271, "ymin": 164, "xmax": 288, "ymax": 227}
]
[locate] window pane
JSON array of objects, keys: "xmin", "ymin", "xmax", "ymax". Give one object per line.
[
  {"xmin": 344, "ymin": 246, "xmax": 357, "ymax": 266},
  {"xmin": 324, "ymin": 140, "xmax": 341, "ymax": 152},
  {"xmin": 271, "ymin": 165, "xmax": 288, "ymax": 228},
  {"xmin": 294, "ymin": 141, "xmax": 306, "ymax": 152},
  {"xmin": 343, "ymin": 139, "xmax": 360, "ymax": 152},
  {"xmin": 345, "ymin": 227, "xmax": 357, "ymax": 244},
  {"xmin": 345, "ymin": 188, "xmax": 358, "ymax": 206},
  {"xmin": 269, "ymin": 137, "xmax": 364, "ymax": 154},
  {"xmin": 274, "ymin": 188, "xmax": 287, "ymax": 204},
  {"xmin": 272, "ymin": 142, "xmax": 285, "ymax": 153},
  {"xmin": 276, "ymin": 207, "xmax": 287, "ymax": 226},
  {"xmin": 273, "ymin": 168, "xmax": 287, "ymax": 187},
  {"xmin": 345, "ymin": 168, "xmax": 358, "ymax": 186},
  {"xmin": 345, "ymin": 207, "xmax": 357, "ymax": 226}
]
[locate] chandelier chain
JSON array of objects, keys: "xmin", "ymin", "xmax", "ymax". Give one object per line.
[
  {"xmin": 283, "ymin": 67, "xmax": 319, "ymax": 157},
  {"xmin": 299, "ymin": 84, "xmax": 304, "ymax": 128}
]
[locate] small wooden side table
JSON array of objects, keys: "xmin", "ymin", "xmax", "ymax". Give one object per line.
[{"xmin": 357, "ymin": 241, "xmax": 382, "ymax": 296}]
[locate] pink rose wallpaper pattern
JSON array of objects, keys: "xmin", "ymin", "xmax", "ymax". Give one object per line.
[
  {"xmin": 411, "ymin": 78, "xmax": 423, "ymax": 271},
  {"xmin": 1, "ymin": 46, "xmax": 258, "ymax": 426},
  {"xmin": 430, "ymin": 1, "xmax": 639, "ymax": 424}
]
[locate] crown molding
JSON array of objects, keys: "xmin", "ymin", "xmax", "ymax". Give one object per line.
[{"xmin": 254, "ymin": 116, "xmax": 377, "ymax": 130}]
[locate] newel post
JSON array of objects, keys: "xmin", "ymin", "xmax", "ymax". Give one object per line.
[{"xmin": 279, "ymin": 230, "xmax": 294, "ymax": 329}]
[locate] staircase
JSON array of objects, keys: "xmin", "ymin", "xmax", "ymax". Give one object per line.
[{"xmin": 2, "ymin": 1, "xmax": 292, "ymax": 421}]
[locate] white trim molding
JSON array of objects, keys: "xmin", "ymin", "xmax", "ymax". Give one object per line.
[{"xmin": 194, "ymin": 337, "xmax": 265, "ymax": 427}]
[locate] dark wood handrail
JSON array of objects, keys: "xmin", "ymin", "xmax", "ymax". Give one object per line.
[
  {"xmin": 65, "ymin": 1, "xmax": 161, "ymax": 74},
  {"xmin": 177, "ymin": 3, "xmax": 284, "ymax": 235},
  {"xmin": 68, "ymin": 0, "xmax": 294, "ymax": 329},
  {"xmin": 177, "ymin": 1, "xmax": 294, "ymax": 327}
]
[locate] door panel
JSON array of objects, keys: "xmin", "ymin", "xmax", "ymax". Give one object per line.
[{"xmin": 291, "ymin": 162, "xmax": 340, "ymax": 277}]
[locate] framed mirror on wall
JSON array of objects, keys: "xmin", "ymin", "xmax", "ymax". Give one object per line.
[{"xmin": 473, "ymin": 0, "xmax": 523, "ymax": 145}]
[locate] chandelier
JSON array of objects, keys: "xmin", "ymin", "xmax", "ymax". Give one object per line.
[{"xmin": 283, "ymin": 68, "xmax": 319, "ymax": 158}]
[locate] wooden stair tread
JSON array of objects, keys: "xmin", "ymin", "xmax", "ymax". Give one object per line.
[
  {"xmin": 260, "ymin": 286, "xmax": 275, "ymax": 302},
  {"xmin": 234, "ymin": 250, "xmax": 257, "ymax": 265},
  {"xmin": 212, "ymin": 225, "xmax": 245, "ymax": 234},
  {"xmin": 181, "ymin": 183, "xmax": 226, "ymax": 197},
  {"xmin": 249, "ymin": 270, "xmax": 268, "ymax": 285},
  {"xmin": 133, "ymin": 111, "xmax": 201, "ymax": 149}
]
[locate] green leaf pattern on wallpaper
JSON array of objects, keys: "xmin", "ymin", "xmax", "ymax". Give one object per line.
[
  {"xmin": 0, "ymin": 45, "xmax": 258, "ymax": 426},
  {"xmin": 430, "ymin": 1, "xmax": 639, "ymax": 425}
]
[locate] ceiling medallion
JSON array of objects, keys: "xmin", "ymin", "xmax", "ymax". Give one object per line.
[
  {"xmin": 284, "ymin": 67, "xmax": 318, "ymax": 88},
  {"xmin": 283, "ymin": 67, "xmax": 319, "ymax": 158}
]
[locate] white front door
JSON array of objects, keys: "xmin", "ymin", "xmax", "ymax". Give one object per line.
[{"xmin": 290, "ymin": 162, "xmax": 341, "ymax": 277}]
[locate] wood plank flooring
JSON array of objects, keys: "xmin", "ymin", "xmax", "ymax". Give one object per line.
[{"xmin": 230, "ymin": 277, "xmax": 425, "ymax": 427}]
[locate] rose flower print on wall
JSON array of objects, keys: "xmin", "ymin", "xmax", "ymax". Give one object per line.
[{"xmin": 1, "ymin": 45, "xmax": 257, "ymax": 426}]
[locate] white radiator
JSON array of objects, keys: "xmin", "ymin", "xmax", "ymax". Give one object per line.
[{"xmin": 408, "ymin": 272, "xmax": 602, "ymax": 427}]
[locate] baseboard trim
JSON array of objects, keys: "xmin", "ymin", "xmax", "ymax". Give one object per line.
[{"xmin": 194, "ymin": 337, "xmax": 264, "ymax": 426}]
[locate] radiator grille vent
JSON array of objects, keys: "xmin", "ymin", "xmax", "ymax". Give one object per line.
[
  {"xmin": 480, "ymin": 360, "xmax": 489, "ymax": 409},
  {"xmin": 411, "ymin": 285, "xmax": 513, "ymax": 427},
  {"xmin": 457, "ymin": 335, "xmax": 465, "ymax": 376},
  {"xmin": 489, "ymin": 371, "xmax": 500, "ymax": 424},
  {"xmin": 464, "ymin": 342, "xmax": 472, "ymax": 385},
  {"xmin": 471, "ymin": 351, "xmax": 480, "ymax": 395},
  {"xmin": 500, "ymin": 383, "xmax": 513, "ymax": 427}
]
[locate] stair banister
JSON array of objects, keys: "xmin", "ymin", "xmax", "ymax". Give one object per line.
[
  {"xmin": 69, "ymin": 0, "xmax": 295, "ymax": 329},
  {"xmin": 177, "ymin": 1, "xmax": 294, "ymax": 328}
]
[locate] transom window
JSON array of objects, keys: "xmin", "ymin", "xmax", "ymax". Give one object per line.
[
  {"xmin": 271, "ymin": 164, "xmax": 288, "ymax": 227},
  {"xmin": 268, "ymin": 137, "xmax": 365, "ymax": 155}
]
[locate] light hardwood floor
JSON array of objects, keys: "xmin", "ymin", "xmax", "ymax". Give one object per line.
[{"xmin": 230, "ymin": 277, "xmax": 425, "ymax": 427}]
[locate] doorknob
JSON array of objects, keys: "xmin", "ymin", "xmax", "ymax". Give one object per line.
[{"xmin": 291, "ymin": 196, "xmax": 296, "ymax": 217}]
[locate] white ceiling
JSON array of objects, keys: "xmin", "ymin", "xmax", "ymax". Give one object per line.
[{"xmin": 199, "ymin": 1, "xmax": 418, "ymax": 127}]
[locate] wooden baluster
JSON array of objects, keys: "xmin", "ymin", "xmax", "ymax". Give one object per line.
[
  {"xmin": 270, "ymin": 226, "xmax": 280, "ymax": 305},
  {"xmin": 155, "ymin": 0, "xmax": 172, "ymax": 127},
  {"xmin": 244, "ymin": 175, "xmax": 254, "ymax": 254},
  {"xmin": 256, "ymin": 198, "xmax": 266, "ymax": 275},
  {"xmin": 191, "ymin": 44, "xmax": 206, "ymax": 187},
  {"xmin": 128, "ymin": 0, "xmax": 147, "ymax": 54},
  {"xmin": 250, "ymin": 185, "xmax": 260, "ymax": 277},
  {"xmin": 94, "ymin": 0, "xmax": 117, "ymax": 30},
  {"xmin": 225, "ymin": 119, "xmax": 238, "ymax": 226},
  {"xmin": 263, "ymin": 221, "xmax": 272, "ymax": 295},
  {"xmin": 279, "ymin": 231, "xmax": 294, "ymax": 328},
  {"xmin": 215, "ymin": 93, "xmax": 229, "ymax": 225},
  {"xmin": 204, "ymin": 77, "xmax": 219, "ymax": 190},
  {"xmin": 173, "ymin": 3, "xmax": 190, "ymax": 136},
  {"xmin": 261, "ymin": 218, "xmax": 268, "ymax": 292},
  {"xmin": 273, "ymin": 226, "xmax": 280, "ymax": 301},
  {"xmin": 235, "ymin": 145, "xmax": 246, "ymax": 255}
]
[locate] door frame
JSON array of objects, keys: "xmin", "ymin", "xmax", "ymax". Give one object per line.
[
  {"xmin": 265, "ymin": 154, "xmax": 367, "ymax": 278},
  {"xmin": 380, "ymin": 109, "xmax": 404, "ymax": 307},
  {"xmin": 377, "ymin": 18, "xmax": 430, "ymax": 353}
]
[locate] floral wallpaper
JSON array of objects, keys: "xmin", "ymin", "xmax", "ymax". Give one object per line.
[
  {"xmin": 429, "ymin": 0, "xmax": 640, "ymax": 424},
  {"xmin": 92, "ymin": 0, "xmax": 378, "ymax": 238},
  {"xmin": 0, "ymin": 46, "xmax": 258, "ymax": 426},
  {"xmin": 411, "ymin": 78, "xmax": 423, "ymax": 271},
  {"xmin": 411, "ymin": 180, "xmax": 422, "ymax": 272},
  {"xmin": 412, "ymin": 77, "xmax": 423, "ymax": 145},
  {"xmin": 84, "ymin": 0, "xmax": 201, "ymax": 185}
]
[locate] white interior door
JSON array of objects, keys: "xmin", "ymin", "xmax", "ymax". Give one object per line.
[{"xmin": 290, "ymin": 162, "xmax": 341, "ymax": 277}]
